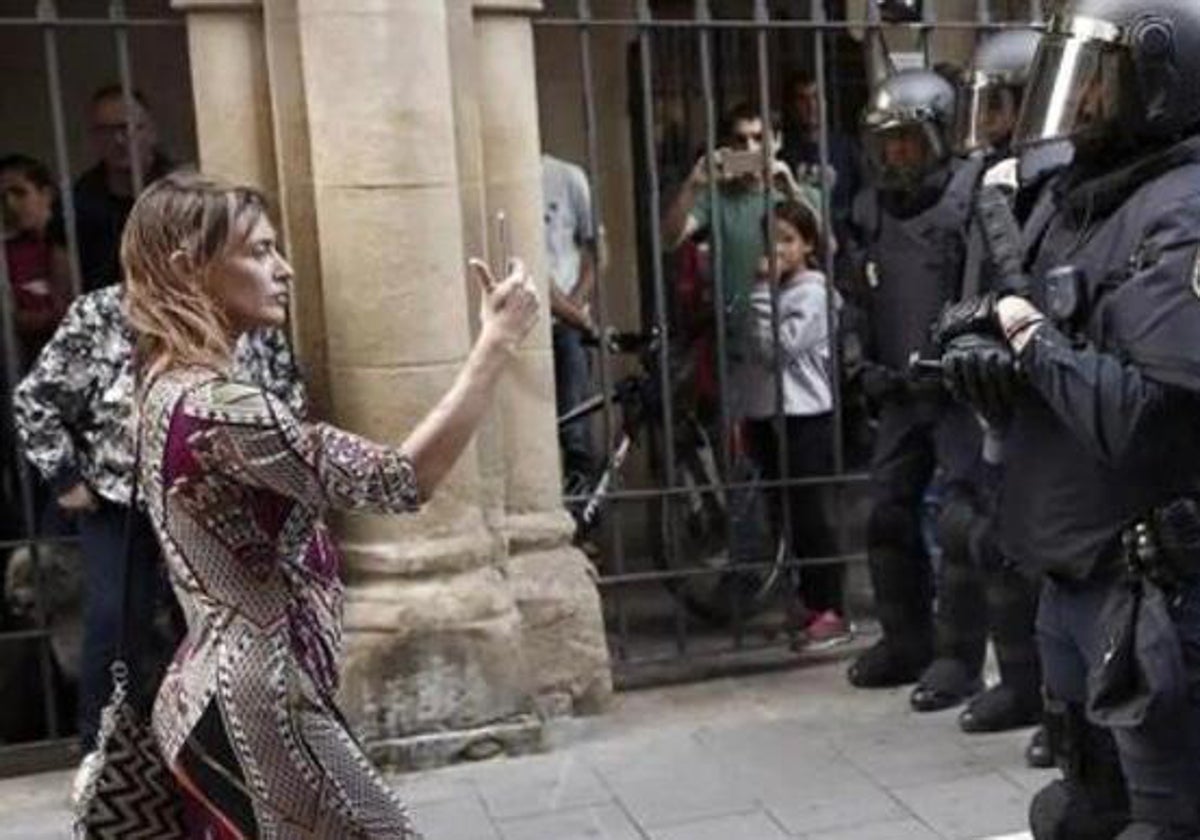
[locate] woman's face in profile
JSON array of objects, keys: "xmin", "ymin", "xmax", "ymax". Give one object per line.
[{"xmin": 208, "ymin": 215, "xmax": 293, "ymax": 333}]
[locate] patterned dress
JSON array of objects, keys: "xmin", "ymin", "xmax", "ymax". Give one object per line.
[{"xmin": 139, "ymin": 368, "xmax": 423, "ymax": 839}]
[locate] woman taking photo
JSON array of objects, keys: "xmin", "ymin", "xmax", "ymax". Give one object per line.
[{"xmin": 122, "ymin": 171, "xmax": 539, "ymax": 838}]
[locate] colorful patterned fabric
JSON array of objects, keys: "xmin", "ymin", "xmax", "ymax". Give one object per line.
[
  {"xmin": 13, "ymin": 285, "xmax": 306, "ymax": 506},
  {"xmin": 140, "ymin": 368, "xmax": 422, "ymax": 839}
]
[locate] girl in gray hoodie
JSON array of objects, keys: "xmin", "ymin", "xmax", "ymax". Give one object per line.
[{"xmin": 742, "ymin": 199, "xmax": 848, "ymax": 648}]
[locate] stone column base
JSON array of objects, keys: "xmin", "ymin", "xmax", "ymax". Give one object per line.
[
  {"xmin": 369, "ymin": 715, "xmax": 544, "ymax": 772},
  {"xmin": 503, "ymin": 512, "xmax": 613, "ymax": 717}
]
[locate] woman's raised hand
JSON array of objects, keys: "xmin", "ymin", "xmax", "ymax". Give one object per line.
[{"xmin": 468, "ymin": 257, "xmax": 541, "ymax": 354}]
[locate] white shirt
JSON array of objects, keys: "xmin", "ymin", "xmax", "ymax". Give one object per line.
[{"xmin": 541, "ymin": 154, "xmax": 595, "ymax": 295}]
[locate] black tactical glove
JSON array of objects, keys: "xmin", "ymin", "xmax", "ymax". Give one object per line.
[
  {"xmin": 1150, "ymin": 498, "xmax": 1200, "ymax": 588},
  {"xmin": 859, "ymin": 362, "xmax": 904, "ymax": 404},
  {"xmin": 941, "ymin": 332, "xmax": 1019, "ymax": 425},
  {"xmin": 933, "ymin": 292, "xmax": 1002, "ymax": 351}
]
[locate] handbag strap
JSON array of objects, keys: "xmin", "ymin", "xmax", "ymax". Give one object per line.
[{"xmin": 110, "ymin": 415, "xmax": 142, "ymax": 691}]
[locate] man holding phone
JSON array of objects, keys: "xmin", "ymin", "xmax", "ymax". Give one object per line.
[{"xmin": 663, "ymin": 103, "xmax": 814, "ymax": 364}]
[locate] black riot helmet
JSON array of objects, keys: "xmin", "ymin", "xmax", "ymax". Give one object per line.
[
  {"xmin": 956, "ymin": 29, "xmax": 1042, "ymax": 155},
  {"xmin": 1015, "ymin": 0, "xmax": 1200, "ymax": 154},
  {"xmin": 862, "ymin": 69, "xmax": 957, "ymax": 192}
]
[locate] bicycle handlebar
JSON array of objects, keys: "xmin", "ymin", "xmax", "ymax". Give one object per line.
[{"xmin": 581, "ymin": 326, "xmax": 660, "ymax": 355}]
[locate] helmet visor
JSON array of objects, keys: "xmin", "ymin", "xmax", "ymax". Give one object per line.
[
  {"xmin": 956, "ymin": 74, "xmax": 1021, "ymax": 154},
  {"xmin": 1014, "ymin": 29, "xmax": 1133, "ymax": 149},
  {"xmin": 863, "ymin": 121, "xmax": 946, "ymax": 188}
]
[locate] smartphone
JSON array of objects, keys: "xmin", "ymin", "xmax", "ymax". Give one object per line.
[
  {"xmin": 717, "ymin": 148, "xmax": 766, "ymax": 179},
  {"xmin": 494, "ymin": 210, "xmax": 510, "ymax": 280}
]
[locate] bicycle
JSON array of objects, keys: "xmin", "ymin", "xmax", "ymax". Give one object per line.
[{"xmin": 558, "ymin": 327, "xmax": 792, "ymax": 627}]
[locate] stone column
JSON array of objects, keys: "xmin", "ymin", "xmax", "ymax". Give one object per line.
[
  {"xmin": 471, "ymin": 0, "xmax": 612, "ymax": 716},
  {"xmin": 178, "ymin": 0, "xmax": 542, "ymax": 769},
  {"xmin": 172, "ymin": 1, "xmax": 277, "ymax": 196}
]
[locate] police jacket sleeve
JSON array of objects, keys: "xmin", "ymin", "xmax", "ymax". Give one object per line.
[{"xmin": 1019, "ymin": 324, "xmax": 1186, "ymax": 469}]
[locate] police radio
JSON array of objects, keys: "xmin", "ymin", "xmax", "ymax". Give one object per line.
[{"xmin": 1042, "ymin": 265, "xmax": 1087, "ymax": 328}]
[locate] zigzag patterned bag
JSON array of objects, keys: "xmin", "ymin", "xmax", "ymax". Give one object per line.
[
  {"xmin": 73, "ymin": 428, "xmax": 186, "ymax": 839},
  {"xmin": 73, "ymin": 663, "xmax": 186, "ymax": 838}
]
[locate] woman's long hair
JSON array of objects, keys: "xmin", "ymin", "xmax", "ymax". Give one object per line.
[{"xmin": 122, "ymin": 170, "xmax": 268, "ymax": 385}]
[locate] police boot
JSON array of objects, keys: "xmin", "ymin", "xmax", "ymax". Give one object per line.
[
  {"xmin": 1115, "ymin": 824, "xmax": 1200, "ymax": 840},
  {"xmin": 960, "ymin": 683, "xmax": 1042, "ymax": 732},
  {"xmin": 848, "ymin": 638, "xmax": 931, "ymax": 688},
  {"xmin": 911, "ymin": 657, "xmax": 983, "ymax": 712},
  {"xmin": 1026, "ymin": 724, "xmax": 1054, "ymax": 769},
  {"xmin": 1030, "ymin": 780, "xmax": 1129, "ymax": 840}
]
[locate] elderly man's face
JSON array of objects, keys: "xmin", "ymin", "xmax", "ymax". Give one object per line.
[
  {"xmin": 793, "ymin": 82, "xmax": 821, "ymax": 131},
  {"xmin": 90, "ymin": 95, "xmax": 156, "ymax": 176}
]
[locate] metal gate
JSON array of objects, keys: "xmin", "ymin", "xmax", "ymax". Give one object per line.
[
  {"xmin": 0, "ymin": 0, "xmax": 194, "ymax": 776},
  {"xmin": 532, "ymin": 0, "xmax": 1042, "ymax": 686}
]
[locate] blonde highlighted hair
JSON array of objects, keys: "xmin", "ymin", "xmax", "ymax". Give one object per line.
[{"xmin": 122, "ymin": 170, "xmax": 269, "ymax": 385}]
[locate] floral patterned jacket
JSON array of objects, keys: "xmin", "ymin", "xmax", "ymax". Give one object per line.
[{"xmin": 13, "ymin": 285, "xmax": 307, "ymax": 506}]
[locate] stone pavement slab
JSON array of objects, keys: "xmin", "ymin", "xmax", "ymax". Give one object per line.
[{"xmin": 0, "ymin": 648, "xmax": 1053, "ymax": 840}]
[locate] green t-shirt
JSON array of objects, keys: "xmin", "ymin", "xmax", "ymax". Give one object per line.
[
  {"xmin": 690, "ymin": 186, "xmax": 775, "ymax": 315},
  {"xmin": 689, "ymin": 184, "xmax": 821, "ymax": 311}
]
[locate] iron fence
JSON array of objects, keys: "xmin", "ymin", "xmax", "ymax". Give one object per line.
[
  {"xmin": 0, "ymin": 0, "xmax": 191, "ymax": 776},
  {"xmin": 534, "ymin": 0, "xmax": 1043, "ymax": 685}
]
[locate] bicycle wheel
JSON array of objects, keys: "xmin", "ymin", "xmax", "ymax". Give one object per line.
[{"xmin": 656, "ymin": 432, "xmax": 783, "ymax": 627}]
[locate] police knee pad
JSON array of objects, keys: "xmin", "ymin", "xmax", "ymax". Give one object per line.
[
  {"xmin": 867, "ymin": 502, "xmax": 913, "ymax": 550},
  {"xmin": 1030, "ymin": 779, "xmax": 1129, "ymax": 840},
  {"xmin": 935, "ymin": 494, "xmax": 979, "ymax": 567}
]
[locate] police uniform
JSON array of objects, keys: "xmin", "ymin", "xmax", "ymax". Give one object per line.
[
  {"xmin": 936, "ymin": 2, "xmax": 1200, "ymax": 834},
  {"xmin": 847, "ymin": 69, "xmax": 990, "ymax": 698}
]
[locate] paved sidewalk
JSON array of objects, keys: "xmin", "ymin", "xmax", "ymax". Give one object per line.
[{"xmin": 0, "ymin": 648, "xmax": 1052, "ymax": 839}]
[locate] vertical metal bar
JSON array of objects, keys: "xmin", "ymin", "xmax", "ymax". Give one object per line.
[
  {"xmin": 110, "ymin": 0, "xmax": 145, "ymax": 197},
  {"xmin": 694, "ymin": 0, "xmax": 732, "ymax": 654},
  {"xmin": 0, "ymin": 219, "xmax": 61, "ymax": 740},
  {"xmin": 575, "ymin": 0, "xmax": 628, "ymax": 660},
  {"xmin": 38, "ymin": 0, "xmax": 83, "ymax": 299},
  {"xmin": 752, "ymin": 0, "xmax": 785, "ymax": 649},
  {"xmin": 975, "ymin": 0, "xmax": 991, "ymax": 51},
  {"xmin": 921, "ymin": 0, "xmax": 937, "ymax": 69},
  {"xmin": 695, "ymin": 0, "xmax": 732, "ymax": 476},
  {"xmin": 812, "ymin": 0, "xmax": 846, "ymax": 618},
  {"xmin": 1029, "ymin": 0, "xmax": 1043, "ymax": 23},
  {"xmin": 636, "ymin": 0, "xmax": 685, "ymax": 654},
  {"xmin": 812, "ymin": 0, "xmax": 842, "ymax": 478}
]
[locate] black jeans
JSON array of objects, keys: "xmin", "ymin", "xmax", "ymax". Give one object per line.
[
  {"xmin": 553, "ymin": 323, "xmax": 593, "ymax": 476},
  {"xmin": 744, "ymin": 413, "xmax": 843, "ymax": 613},
  {"xmin": 78, "ymin": 500, "xmax": 177, "ymax": 751}
]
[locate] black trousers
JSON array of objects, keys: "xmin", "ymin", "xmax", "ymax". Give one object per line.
[
  {"xmin": 745, "ymin": 412, "xmax": 843, "ymax": 613},
  {"xmin": 866, "ymin": 391, "xmax": 984, "ymax": 664},
  {"xmin": 78, "ymin": 500, "xmax": 179, "ymax": 751},
  {"xmin": 1038, "ymin": 574, "xmax": 1200, "ymax": 829}
]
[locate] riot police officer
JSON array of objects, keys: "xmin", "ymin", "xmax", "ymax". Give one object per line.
[
  {"xmin": 936, "ymin": 1, "xmax": 1200, "ymax": 836},
  {"xmin": 845, "ymin": 69, "xmax": 988, "ymax": 712},
  {"xmin": 951, "ymin": 28, "xmax": 1050, "ymax": 739}
]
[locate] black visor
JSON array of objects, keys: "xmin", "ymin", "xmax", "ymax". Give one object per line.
[
  {"xmin": 1014, "ymin": 19, "xmax": 1135, "ymax": 149},
  {"xmin": 956, "ymin": 74, "xmax": 1022, "ymax": 153}
]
